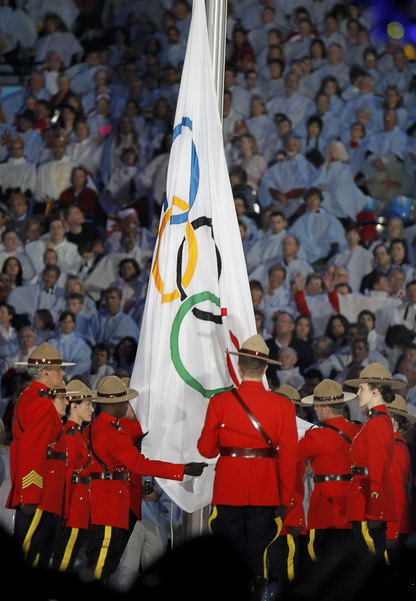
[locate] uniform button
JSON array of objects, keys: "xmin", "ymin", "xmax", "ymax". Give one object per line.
[
  {"xmin": 79, "ymin": 497, "xmax": 83, "ymax": 501},
  {"xmin": 51, "ymin": 470, "xmax": 55, "ymax": 474},
  {"xmin": 220, "ymin": 424, "xmax": 225, "ymax": 428}
]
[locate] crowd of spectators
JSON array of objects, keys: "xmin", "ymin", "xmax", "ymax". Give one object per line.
[{"xmin": 0, "ymin": 0, "xmax": 416, "ymax": 443}]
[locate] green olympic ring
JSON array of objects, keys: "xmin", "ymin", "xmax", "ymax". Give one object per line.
[{"xmin": 170, "ymin": 291, "xmax": 234, "ymax": 398}]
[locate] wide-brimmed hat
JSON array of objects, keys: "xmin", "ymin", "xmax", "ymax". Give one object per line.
[
  {"xmin": 15, "ymin": 342, "xmax": 75, "ymax": 367},
  {"xmin": 345, "ymin": 363, "xmax": 405, "ymax": 390},
  {"xmin": 276, "ymin": 385, "xmax": 303, "ymax": 405},
  {"xmin": 93, "ymin": 375, "xmax": 138, "ymax": 404},
  {"xmin": 302, "ymin": 379, "xmax": 356, "ymax": 406},
  {"xmin": 65, "ymin": 379, "xmax": 98, "ymax": 402},
  {"xmin": 226, "ymin": 335, "xmax": 281, "ymax": 365},
  {"xmin": 388, "ymin": 395, "xmax": 416, "ymax": 424}
]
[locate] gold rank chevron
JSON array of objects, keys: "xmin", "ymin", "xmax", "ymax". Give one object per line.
[{"xmin": 22, "ymin": 470, "xmax": 43, "ymax": 490}]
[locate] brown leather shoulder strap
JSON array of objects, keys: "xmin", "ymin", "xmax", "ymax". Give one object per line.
[{"xmin": 231, "ymin": 389, "xmax": 274, "ymax": 449}]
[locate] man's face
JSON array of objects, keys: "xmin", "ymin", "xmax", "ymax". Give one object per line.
[
  {"xmin": 49, "ymin": 220, "xmax": 65, "ymax": 242},
  {"xmin": 52, "ymin": 138, "xmax": 67, "ymax": 160},
  {"xmin": 67, "ymin": 207, "xmax": 85, "ymax": 226},
  {"xmin": 67, "ymin": 298, "xmax": 83, "ymax": 315},
  {"xmin": 121, "ymin": 230, "xmax": 137, "ymax": 252},
  {"xmin": 20, "ymin": 330, "xmax": 37, "ymax": 353},
  {"xmin": 283, "ymin": 236, "xmax": 298, "ymax": 257},
  {"xmin": 388, "ymin": 271, "xmax": 405, "ymax": 294},
  {"xmin": 43, "ymin": 269, "xmax": 59, "ymax": 290},
  {"xmin": 307, "ymin": 193, "xmax": 321, "ymax": 213},
  {"xmin": 268, "ymin": 269, "xmax": 285, "ymax": 290},
  {"xmin": 374, "ymin": 245, "xmax": 390, "ymax": 266},
  {"xmin": 275, "ymin": 313, "xmax": 294, "ymax": 336},
  {"xmin": 105, "ymin": 292, "xmax": 121, "ymax": 315},
  {"xmin": 270, "ymin": 215, "xmax": 287, "ymax": 234},
  {"xmin": 3, "ymin": 232, "xmax": 19, "ymax": 252},
  {"xmin": 10, "ymin": 139, "xmax": 25, "ymax": 159},
  {"xmin": 279, "ymin": 348, "xmax": 297, "ymax": 370},
  {"xmin": 352, "ymin": 341, "xmax": 368, "ymax": 364},
  {"xmin": 9, "ymin": 194, "xmax": 28, "ymax": 218},
  {"xmin": 92, "ymin": 348, "xmax": 109, "ymax": 367},
  {"xmin": 60, "ymin": 315, "xmax": 75, "ymax": 335}
]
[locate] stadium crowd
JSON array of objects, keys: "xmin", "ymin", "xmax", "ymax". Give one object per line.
[{"xmin": 0, "ymin": 0, "xmax": 416, "ymax": 596}]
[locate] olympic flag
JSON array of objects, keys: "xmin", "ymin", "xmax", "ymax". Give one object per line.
[{"xmin": 130, "ymin": 0, "xmax": 256, "ymax": 513}]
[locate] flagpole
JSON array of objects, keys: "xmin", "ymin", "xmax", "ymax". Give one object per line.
[{"xmin": 206, "ymin": 0, "xmax": 228, "ymax": 120}]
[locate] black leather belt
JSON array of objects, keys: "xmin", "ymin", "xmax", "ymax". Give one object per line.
[
  {"xmin": 313, "ymin": 473, "xmax": 352, "ymax": 483},
  {"xmin": 46, "ymin": 450, "xmax": 67, "ymax": 461},
  {"xmin": 351, "ymin": 466, "xmax": 369, "ymax": 476},
  {"xmin": 220, "ymin": 447, "xmax": 277, "ymax": 458},
  {"xmin": 90, "ymin": 472, "xmax": 130, "ymax": 481},
  {"xmin": 71, "ymin": 475, "xmax": 90, "ymax": 485}
]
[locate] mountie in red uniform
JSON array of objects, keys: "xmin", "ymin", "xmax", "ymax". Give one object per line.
[
  {"xmin": 7, "ymin": 381, "xmax": 66, "ymax": 515},
  {"xmin": 299, "ymin": 417, "xmax": 362, "ymax": 530},
  {"xmin": 6, "ymin": 380, "xmax": 67, "ymax": 566},
  {"xmin": 346, "ymin": 405, "xmax": 396, "ymax": 523},
  {"xmin": 84, "ymin": 411, "xmax": 185, "ymax": 581},
  {"xmin": 63, "ymin": 420, "xmax": 92, "ymax": 529},
  {"xmin": 87, "ymin": 412, "xmax": 184, "ymax": 530},
  {"xmin": 197, "ymin": 381, "xmax": 298, "ymax": 507},
  {"xmin": 51, "ymin": 419, "xmax": 93, "ymax": 573},
  {"xmin": 198, "ymin": 380, "xmax": 298, "ymax": 585}
]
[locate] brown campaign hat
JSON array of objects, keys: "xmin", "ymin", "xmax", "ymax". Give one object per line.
[
  {"xmin": 226, "ymin": 334, "xmax": 281, "ymax": 365},
  {"xmin": 345, "ymin": 363, "xmax": 405, "ymax": 390},
  {"xmin": 15, "ymin": 342, "xmax": 75, "ymax": 367},
  {"xmin": 93, "ymin": 375, "xmax": 139, "ymax": 404},
  {"xmin": 276, "ymin": 385, "xmax": 303, "ymax": 405},
  {"xmin": 388, "ymin": 395, "xmax": 416, "ymax": 424},
  {"xmin": 48, "ymin": 381, "xmax": 78, "ymax": 397},
  {"xmin": 302, "ymin": 379, "xmax": 356, "ymax": 406},
  {"xmin": 65, "ymin": 379, "xmax": 98, "ymax": 402}
]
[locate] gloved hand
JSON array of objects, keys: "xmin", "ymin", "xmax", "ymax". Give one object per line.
[
  {"xmin": 184, "ymin": 462, "xmax": 208, "ymax": 476},
  {"xmin": 275, "ymin": 505, "xmax": 287, "ymax": 518}
]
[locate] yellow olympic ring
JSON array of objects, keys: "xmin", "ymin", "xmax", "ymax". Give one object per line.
[{"xmin": 152, "ymin": 196, "xmax": 198, "ymax": 303}]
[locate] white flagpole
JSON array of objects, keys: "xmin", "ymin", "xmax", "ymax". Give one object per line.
[
  {"xmin": 206, "ymin": 0, "xmax": 228, "ymax": 120},
  {"xmin": 181, "ymin": 0, "xmax": 228, "ymax": 541}
]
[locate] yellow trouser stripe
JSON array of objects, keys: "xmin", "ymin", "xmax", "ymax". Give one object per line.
[
  {"xmin": 263, "ymin": 516, "xmax": 282, "ymax": 578},
  {"xmin": 59, "ymin": 528, "xmax": 79, "ymax": 572},
  {"xmin": 287, "ymin": 534, "xmax": 296, "ymax": 581},
  {"xmin": 208, "ymin": 505, "xmax": 218, "ymax": 532},
  {"xmin": 307, "ymin": 529, "xmax": 318, "ymax": 561},
  {"xmin": 361, "ymin": 521, "xmax": 376, "ymax": 555},
  {"xmin": 384, "ymin": 550, "xmax": 390, "ymax": 566},
  {"xmin": 22, "ymin": 508, "xmax": 43, "ymax": 561},
  {"xmin": 94, "ymin": 526, "xmax": 112, "ymax": 579}
]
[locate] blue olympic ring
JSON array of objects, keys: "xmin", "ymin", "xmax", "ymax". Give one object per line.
[{"xmin": 163, "ymin": 116, "xmax": 200, "ymax": 225}]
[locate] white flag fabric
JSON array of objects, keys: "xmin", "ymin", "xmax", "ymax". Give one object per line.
[{"xmin": 130, "ymin": 0, "xmax": 256, "ymax": 513}]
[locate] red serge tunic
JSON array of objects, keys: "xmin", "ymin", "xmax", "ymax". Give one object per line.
[
  {"xmin": 87, "ymin": 412, "xmax": 184, "ymax": 530},
  {"xmin": 6, "ymin": 381, "xmax": 66, "ymax": 517},
  {"xmin": 346, "ymin": 405, "xmax": 396, "ymax": 522},
  {"xmin": 63, "ymin": 420, "xmax": 92, "ymax": 529},
  {"xmin": 386, "ymin": 432, "xmax": 412, "ymax": 540},
  {"xmin": 197, "ymin": 381, "xmax": 298, "ymax": 506},
  {"xmin": 297, "ymin": 417, "xmax": 362, "ymax": 530}
]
